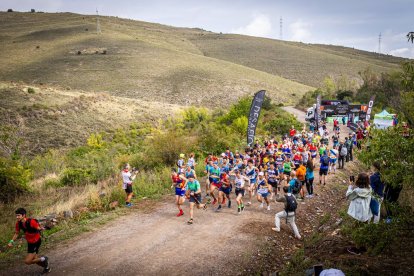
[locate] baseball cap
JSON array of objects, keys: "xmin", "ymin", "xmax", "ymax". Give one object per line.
[
  {"xmin": 179, "ymin": 153, "xmax": 185, "ymax": 158},
  {"xmin": 258, "ymin": 172, "xmax": 264, "ymax": 176}
]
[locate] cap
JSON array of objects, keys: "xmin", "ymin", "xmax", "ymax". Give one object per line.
[
  {"xmin": 179, "ymin": 153, "xmax": 185, "ymax": 158},
  {"xmin": 258, "ymin": 172, "xmax": 264, "ymax": 176},
  {"xmin": 221, "ymin": 153, "xmax": 226, "ymax": 157},
  {"xmin": 187, "ymin": 174, "xmax": 195, "ymax": 179}
]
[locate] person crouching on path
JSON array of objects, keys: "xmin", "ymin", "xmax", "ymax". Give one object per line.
[
  {"xmin": 272, "ymin": 186, "xmax": 301, "ymax": 240},
  {"xmin": 171, "ymin": 169, "xmax": 186, "ymax": 217},
  {"xmin": 180, "ymin": 173, "xmax": 207, "ymax": 224},
  {"xmin": 7, "ymin": 208, "xmax": 51, "ymax": 274},
  {"xmin": 122, "ymin": 164, "xmax": 137, "ymax": 207}
]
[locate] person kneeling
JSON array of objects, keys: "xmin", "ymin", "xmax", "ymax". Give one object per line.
[{"xmin": 272, "ymin": 186, "xmax": 301, "ymax": 240}]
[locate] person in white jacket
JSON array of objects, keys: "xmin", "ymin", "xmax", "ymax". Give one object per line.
[{"xmin": 346, "ymin": 172, "xmax": 372, "ymax": 222}]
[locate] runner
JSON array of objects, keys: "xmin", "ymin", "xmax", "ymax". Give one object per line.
[
  {"xmin": 295, "ymin": 161, "xmax": 306, "ymax": 200},
  {"xmin": 305, "ymin": 159, "xmax": 315, "ymax": 198},
  {"xmin": 122, "ymin": 164, "xmax": 137, "ymax": 207},
  {"xmin": 319, "ymin": 151, "xmax": 329, "ymax": 185},
  {"xmin": 187, "ymin": 152, "xmax": 196, "ymax": 170},
  {"xmin": 245, "ymin": 160, "xmax": 258, "ymax": 205},
  {"xmin": 266, "ymin": 163, "xmax": 279, "ymax": 199},
  {"xmin": 185, "ymin": 165, "xmax": 197, "ymax": 179},
  {"xmin": 179, "ymin": 174, "xmax": 207, "ymax": 224},
  {"xmin": 233, "ymin": 169, "xmax": 250, "ymax": 214},
  {"xmin": 7, "ymin": 208, "xmax": 51, "ymax": 274},
  {"xmin": 329, "ymin": 146, "xmax": 339, "ymax": 174},
  {"xmin": 309, "ymin": 143, "xmax": 318, "ymax": 160},
  {"xmin": 177, "ymin": 153, "xmax": 185, "ymax": 174},
  {"xmin": 216, "ymin": 171, "xmax": 232, "ymax": 212},
  {"xmin": 282, "ymin": 157, "xmax": 293, "ymax": 184},
  {"xmin": 204, "ymin": 160, "xmax": 214, "ymax": 198},
  {"xmin": 171, "ymin": 169, "xmax": 186, "ymax": 217},
  {"xmin": 256, "ymin": 172, "xmax": 271, "ymax": 210},
  {"xmin": 208, "ymin": 162, "xmax": 221, "ymax": 205}
]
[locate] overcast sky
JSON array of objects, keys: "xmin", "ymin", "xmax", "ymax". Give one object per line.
[{"xmin": 2, "ymin": 0, "xmax": 413, "ymax": 58}]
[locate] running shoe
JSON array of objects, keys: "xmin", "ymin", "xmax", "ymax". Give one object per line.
[
  {"xmin": 237, "ymin": 207, "xmax": 241, "ymax": 214},
  {"xmin": 241, "ymin": 204, "xmax": 245, "ymax": 212},
  {"xmin": 271, "ymin": 228, "xmax": 280, "ymax": 232},
  {"xmin": 176, "ymin": 210, "xmax": 184, "ymax": 217},
  {"xmin": 42, "ymin": 256, "xmax": 50, "ymax": 274},
  {"xmin": 267, "ymin": 205, "xmax": 271, "ymax": 211},
  {"xmin": 247, "ymin": 201, "xmax": 252, "ymax": 206},
  {"xmin": 259, "ymin": 202, "xmax": 264, "ymax": 208},
  {"xmin": 215, "ymin": 205, "xmax": 222, "ymax": 212},
  {"xmin": 206, "ymin": 198, "xmax": 212, "ymax": 204},
  {"xmin": 228, "ymin": 200, "xmax": 231, "ymax": 208},
  {"xmin": 187, "ymin": 218, "xmax": 193, "ymax": 225},
  {"xmin": 203, "ymin": 204, "xmax": 208, "ymax": 210},
  {"xmin": 125, "ymin": 203, "xmax": 133, "ymax": 207}
]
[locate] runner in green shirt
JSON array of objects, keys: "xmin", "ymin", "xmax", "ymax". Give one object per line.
[{"xmin": 180, "ymin": 174, "xmax": 207, "ymax": 224}]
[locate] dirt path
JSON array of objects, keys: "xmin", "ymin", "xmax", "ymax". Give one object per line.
[
  {"xmin": 282, "ymin": 106, "xmax": 307, "ymax": 123},
  {"xmin": 4, "ymin": 108, "xmax": 353, "ymax": 276}
]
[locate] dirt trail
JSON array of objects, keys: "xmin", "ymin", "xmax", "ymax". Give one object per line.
[{"xmin": 4, "ymin": 107, "xmax": 353, "ymax": 276}]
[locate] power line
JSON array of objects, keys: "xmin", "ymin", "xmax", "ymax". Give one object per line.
[
  {"xmin": 280, "ymin": 17, "xmax": 283, "ymax": 40},
  {"xmin": 96, "ymin": 8, "xmax": 101, "ymax": 34},
  {"xmin": 378, "ymin": 32, "xmax": 381, "ymax": 55}
]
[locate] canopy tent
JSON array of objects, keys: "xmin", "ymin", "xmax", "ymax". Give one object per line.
[{"xmin": 373, "ymin": 110, "xmax": 395, "ymax": 129}]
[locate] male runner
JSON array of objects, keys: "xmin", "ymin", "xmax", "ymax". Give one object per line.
[
  {"xmin": 234, "ymin": 169, "xmax": 250, "ymax": 214},
  {"xmin": 122, "ymin": 164, "xmax": 137, "ymax": 207},
  {"xmin": 7, "ymin": 208, "xmax": 51, "ymax": 274},
  {"xmin": 171, "ymin": 169, "xmax": 186, "ymax": 217},
  {"xmin": 179, "ymin": 174, "xmax": 207, "ymax": 224},
  {"xmin": 256, "ymin": 172, "xmax": 271, "ymax": 210},
  {"xmin": 245, "ymin": 160, "xmax": 258, "ymax": 205},
  {"xmin": 216, "ymin": 171, "xmax": 232, "ymax": 211}
]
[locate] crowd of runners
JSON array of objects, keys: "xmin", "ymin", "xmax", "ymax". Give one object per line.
[
  {"xmin": 168, "ymin": 121, "xmax": 367, "ymax": 238},
  {"xmin": 7, "ymin": 119, "xmax": 372, "ymax": 274}
]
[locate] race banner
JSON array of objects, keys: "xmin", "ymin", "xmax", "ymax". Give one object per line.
[
  {"xmin": 315, "ymin": 94, "xmax": 321, "ymax": 129},
  {"xmin": 247, "ymin": 90, "xmax": 266, "ymax": 146},
  {"xmin": 365, "ymin": 95, "xmax": 376, "ymax": 121}
]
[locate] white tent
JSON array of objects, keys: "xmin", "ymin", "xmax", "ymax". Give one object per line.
[{"xmin": 373, "ymin": 110, "xmax": 395, "ymax": 129}]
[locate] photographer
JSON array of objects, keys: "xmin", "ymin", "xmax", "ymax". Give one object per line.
[
  {"xmin": 346, "ymin": 173, "xmax": 372, "ymax": 222},
  {"xmin": 122, "ymin": 164, "xmax": 137, "ymax": 207}
]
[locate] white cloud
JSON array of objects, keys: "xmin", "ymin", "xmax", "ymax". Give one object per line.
[
  {"xmin": 389, "ymin": 47, "xmax": 414, "ymax": 58},
  {"xmin": 289, "ymin": 19, "xmax": 312, "ymax": 42},
  {"xmin": 231, "ymin": 13, "xmax": 272, "ymax": 38}
]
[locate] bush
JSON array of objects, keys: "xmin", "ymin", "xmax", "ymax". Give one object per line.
[
  {"xmin": 60, "ymin": 168, "xmax": 95, "ymax": 186},
  {"xmin": 0, "ymin": 158, "xmax": 32, "ymax": 202},
  {"xmin": 27, "ymin": 87, "xmax": 35, "ymax": 94},
  {"xmin": 263, "ymin": 107, "xmax": 302, "ymax": 136}
]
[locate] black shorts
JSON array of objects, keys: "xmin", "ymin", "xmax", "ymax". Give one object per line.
[
  {"xmin": 124, "ymin": 185, "xmax": 133, "ymax": 194},
  {"xmin": 319, "ymin": 169, "xmax": 328, "ymax": 176},
  {"xmin": 284, "ymin": 171, "xmax": 291, "ymax": 176},
  {"xmin": 27, "ymin": 239, "xmax": 41, "ymax": 254},
  {"xmin": 268, "ymin": 181, "xmax": 278, "ymax": 188},
  {"xmin": 235, "ymin": 188, "xmax": 245, "ymax": 197},
  {"xmin": 189, "ymin": 194, "xmax": 202, "ymax": 203}
]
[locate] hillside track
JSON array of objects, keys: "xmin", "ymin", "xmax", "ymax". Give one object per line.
[{"xmin": 3, "ymin": 109, "xmax": 354, "ymax": 276}]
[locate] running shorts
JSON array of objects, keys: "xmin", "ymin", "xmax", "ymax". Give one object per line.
[
  {"xmin": 268, "ymin": 180, "xmax": 278, "ymax": 188},
  {"xmin": 212, "ymin": 182, "xmax": 222, "ymax": 189},
  {"xmin": 189, "ymin": 193, "xmax": 202, "ymax": 203},
  {"xmin": 258, "ymin": 192, "xmax": 269, "ymax": 198},
  {"xmin": 284, "ymin": 171, "xmax": 291, "ymax": 176},
  {"xmin": 330, "ymin": 158, "xmax": 337, "ymax": 164},
  {"xmin": 27, "ymin": 239, "xmax": 41, "ymax": 254},
  {"xmin": 319, "ymin": 169, "xmax": 328, "ymax": 176},
  {"xmin": 235, "ymin": 188, "xmax": 245, "ymax": 197},
  {"xmin": 124, "ymin": 184, "xmax": 133, "ymax": 194},
  {"xmin": 175, "ymin": 187, "xmax": 186, "ymax": 197},
  {"xmin": 219, "ymin": 186, "xmax": 232, "ymax": 194}
]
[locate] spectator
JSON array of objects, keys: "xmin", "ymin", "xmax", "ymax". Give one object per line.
[
  {"xmin": 272, "ymin": 186, "xmax": 301, "ymax": 239},
  {"xmin": 346, "ymin": 173, "xmax": 372, "ymax": 222},
  {"xmin": 370, "ymin": 161, "xmax": 385, "ymax": 223}
]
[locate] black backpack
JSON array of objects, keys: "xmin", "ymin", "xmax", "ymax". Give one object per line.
[
  {"xmin": 18, "ymin": 218, "xmax": 40, "ymax": 234},
  {"xmin": 285, "ymin": 194, "xmax": 298, "ymax": 213}
]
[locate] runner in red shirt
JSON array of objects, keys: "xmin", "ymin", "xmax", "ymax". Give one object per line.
[
  {"xmin": 7, "ymin": 208, "xmax": 51, "ymax": 273},
  {"xmin": 289, "ymin": 126, "xmax": 296, "ymax": 137}
]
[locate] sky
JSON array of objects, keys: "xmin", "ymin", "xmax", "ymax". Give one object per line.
[{"xmin": 1, "ymin": 0, "xmax": 413, "ymax": 58}]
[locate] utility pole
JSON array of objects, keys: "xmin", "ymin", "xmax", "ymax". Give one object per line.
[
  {"xmin": 280, "ymin": 17, "xmax": 283, "ymax": 40},
  {"xmin": 378, "ymin": 32, "xmax": 381, "ymax": 55},
  {"xmin": 96, "ymin": 8, "xmax": 101, "ymax": 34}
]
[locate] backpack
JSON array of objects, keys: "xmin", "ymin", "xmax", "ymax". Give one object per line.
[
  {"xmin": 292, "ymin": 179, "xmax": 302, "ymax": 194},
  {"xmin": 321, "ymin": 155, "xmax": 329, "ymax": 166},
  {"xmin": 340, "ymin": 146, "xmax": 348, "ymax": 156},
  {"xmin": 285, "ymin": 194, "xmax": 298, "ymax": 213},
  {"xmin": 18, "ymin": 218, "xmax": 40, "ymax": 234}
]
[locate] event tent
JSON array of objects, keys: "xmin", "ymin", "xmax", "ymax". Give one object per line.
[{"xmin": 373, "ymin": 110, "xmax": 395, "ymax": 129}]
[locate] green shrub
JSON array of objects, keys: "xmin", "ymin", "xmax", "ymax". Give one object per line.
[
  {"xmin": 60, "ymin": 168, "xmax": 95, "ymax": 186},
  {"xmin": 44, "ymin": 178, "xmax": 64, "ymax": 189},
  {"xmin": 30, "ymin": 149, "xmax": 66, "ymax": 179},
  {"xmin": 27, "ymin": 87, "xmax": 35, "ymax": 94},
  {"xmin": 133, "ymin": 167, "xmax": 172, "ymax": 198},
  {"xmin": 0, "ymin": 158, "xmax": 32, "ymax": 202}
]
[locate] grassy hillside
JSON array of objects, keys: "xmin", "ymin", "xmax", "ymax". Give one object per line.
[
  {"xmin": 0, "ymin": 12, "xmax": 312, "ymax": 108},
  {"xmin": 187, "ymin": 34, "xmax": 406, "ymax": 87}
]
